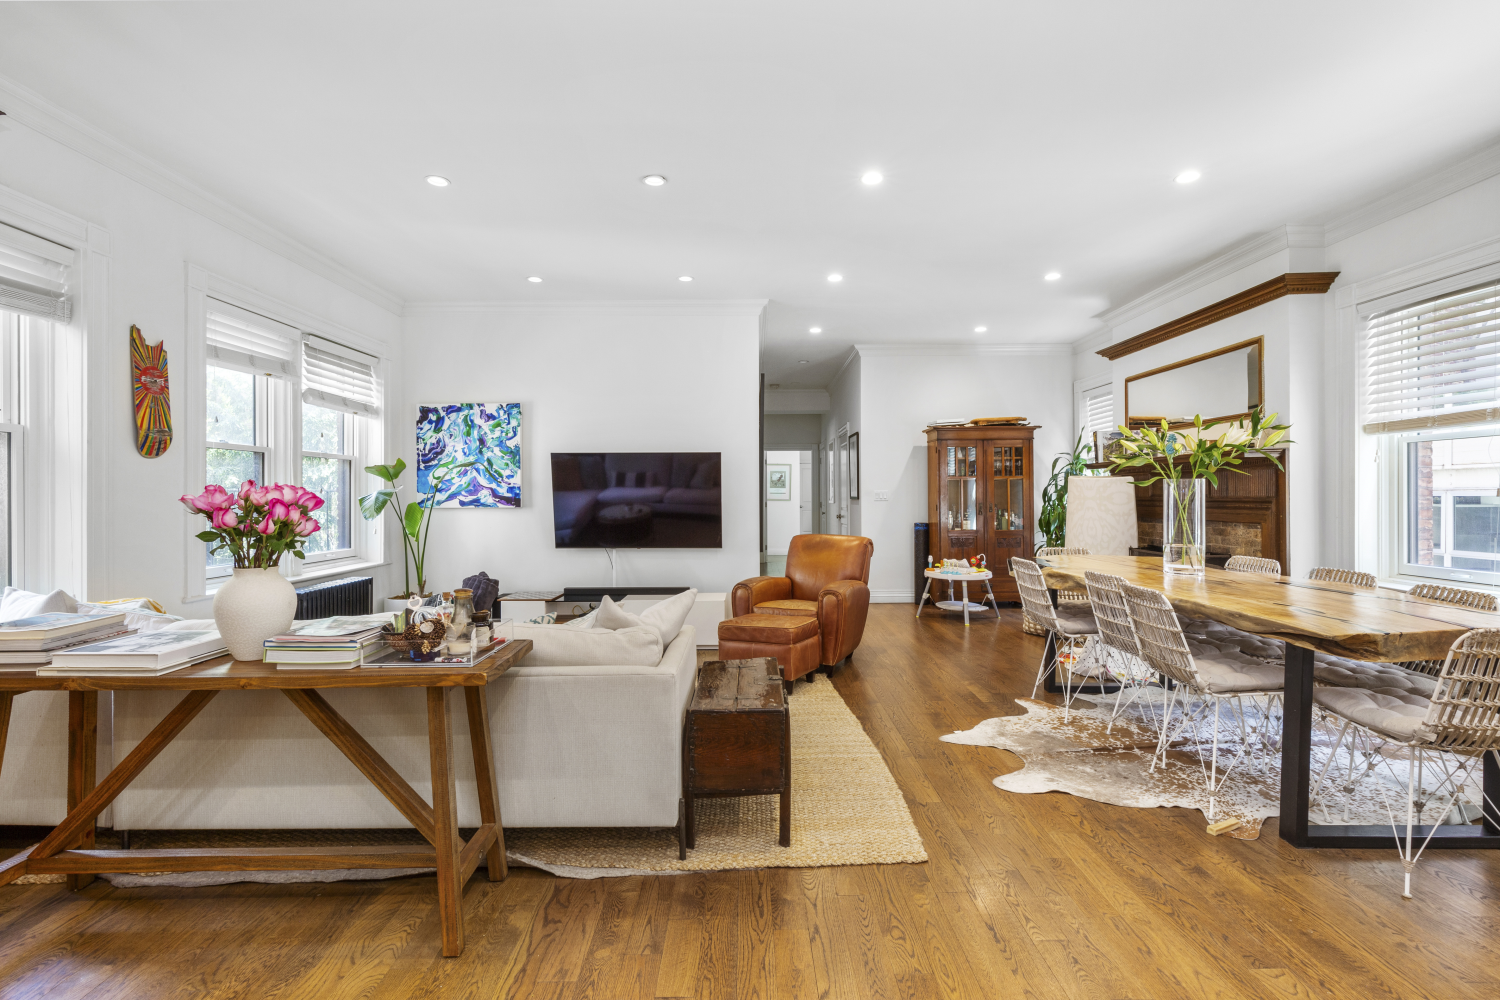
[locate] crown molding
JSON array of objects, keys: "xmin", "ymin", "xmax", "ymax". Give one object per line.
[
  {"xmin": 1070, "ymin": 327, "xmax": 1113, "ymax": 356},
  {"xmin": 1097, "ymin": 225, "xmax": 1326, "ymax": 335},
  {"xmin": 830, "ymin": 347, "xmax": 860, "ymax": 385},
  {"xmin": 854, "ymin": 343, "xmax": 1071, "ymax": 358},
  {"xmin": 1097, "ymin": 272, "xmax": 1339, "ymax": 361},
  {"xmin": 403, "ymin": 299, "xmax": 767, "ymax": 318},
  {"xmin": 1323, "ymin": 136, "xmax": 1500, "ymax": 246},
  {"xmin": 0, "ymin": 73, "xmax": 402, "ymax": 316}
]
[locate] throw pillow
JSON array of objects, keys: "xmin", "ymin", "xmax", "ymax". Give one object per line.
[
  {"xmin": 0, "ymin": 586, "xmax": 78, "ymax": 621},
  {"xmin": 525, "ymin": 612, "xmax": 558, "ymax": 625},
  {"xmin": 509, "ymin": 622, "xmax": 663, "ymax": 667},
  {"xmin": 595, "ymin": 595, "xmax": 646, "ymax": 633},
  {"xmin": 563, "ymin": 608, "xmax": 600, "ymax": 629},
  {"xmin": 639, "ymin": 588, "xmax": 697, "ymax": 647}
]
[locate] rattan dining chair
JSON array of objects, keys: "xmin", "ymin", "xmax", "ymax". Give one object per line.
[
  {"xmin": 1309, "ymin": 567, "xmax": 1377, "ymax": 589},
  {"xmin": 1083, "ymin": 570, "xmax": 1160, "ymax": 733},
  {"xmin": 1120, "ymin": 582, "xmax": 1285, "ymax": 820},
  {"xmin": 1010, "ymin": 557, "xmax": 1101, "ymax": 720},
  {"xmin": 1224, "ymin": 555, "xmax": 1282, "ymax": 576},
  {"xmin": 1311, "ymin": 628, "xmax": 1500, "ymax": 898},
  {"xmin": 1024, "ymin": 546, "xmax": 1091, "ymax": 636},
  {"xmin": 1409, "ymin": 583, "xmax": 1498, "ymax": 611}
]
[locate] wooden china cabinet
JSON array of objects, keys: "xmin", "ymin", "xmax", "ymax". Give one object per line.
[{"xmin": 924, "ymin": 424, "xmax": 1037, "ymax": 601}]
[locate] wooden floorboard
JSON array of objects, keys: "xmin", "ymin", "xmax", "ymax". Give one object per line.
[{"xmin": 3, "ymin": 603, "xmax": 1500, "ymax": 998}]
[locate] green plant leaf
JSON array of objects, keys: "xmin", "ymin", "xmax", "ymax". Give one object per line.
[
  {"xmin": 364, "ymin": 457, "xmax": 406, "ymax": 483},
  {"xmin": 402, "ymin": 501, "xmax": 425, "ymax": 539},
  {"xmin": 358, "ymin": 488, "xmax": 397, "ymax": 520},
  {"xmin": 293, "ymin": 549, "xmax": 305, "ymax": 559},
  {"xmin": 194, "ymin": 530, "xmax": 219, "ymax": 543}
]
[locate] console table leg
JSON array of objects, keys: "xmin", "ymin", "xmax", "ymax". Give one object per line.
[
  {"xmin": 462, "ymin": 686, "xmax": 506, "ymax": 882},
  {"xmin": 427, "ymin": 687, "xmax": 465, "ymax": 958},
  {"xmin": 67, "ymin": 691, "xmax": 98, "ymax": 890}
]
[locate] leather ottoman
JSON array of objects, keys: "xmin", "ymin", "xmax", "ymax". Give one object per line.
[{"xmin": 717, "ymin": 613, "xmax": 821, "ymax": 690}]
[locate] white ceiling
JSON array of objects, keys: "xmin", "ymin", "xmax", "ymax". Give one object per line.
[{"xmin": 2, "ymin": 1, "xmax": 1500, "ymax": 388}]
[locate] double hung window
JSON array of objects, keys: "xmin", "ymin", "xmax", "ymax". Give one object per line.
[
  {"xmin": 201, "ymin": 303, "xmax": 381, "ymax": 581},
  {"xmin": 1368, "ymin": 279, "xmax": 1500, "ymax": 585}
]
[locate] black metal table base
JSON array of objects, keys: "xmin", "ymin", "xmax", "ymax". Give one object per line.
[{"xmin": 1279, "ymin": 642, "xmax": 1500, "ymax": 849}]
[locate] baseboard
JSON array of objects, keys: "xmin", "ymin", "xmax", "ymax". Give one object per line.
[{"xmin": 870, "ymin": 590, "xmax": 914, "ymax": 603}]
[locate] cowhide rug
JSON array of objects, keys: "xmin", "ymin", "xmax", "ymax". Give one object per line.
[{"xmin": 942, "ymin": 694, "xmax": 1482, "ymax": 841}]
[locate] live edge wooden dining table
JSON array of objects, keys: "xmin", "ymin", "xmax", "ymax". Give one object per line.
[
  {"xmin": 1038, "ymin": 554, "xmax": 1500, "ymax": 851},
  {"xmin": 0, "ymin": 637, "xmax": 532, "ymax": 958}
]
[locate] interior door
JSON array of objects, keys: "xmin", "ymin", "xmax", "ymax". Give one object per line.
[
  {"xmin": 836, "ymin": 429, "xmax": 851, "ymax": 534},
  {"xmin": 799, "ymin": 452, "xmax": 812, "ymax": 533}
]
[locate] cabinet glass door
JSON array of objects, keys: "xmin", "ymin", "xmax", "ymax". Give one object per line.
[
  {"xmin": 992, "ymin": 444, "xmax": 1026, "ymax": 531},
  {"xmin": 945, "ymin": 445, "xmax": 978, "ymax": 530}
]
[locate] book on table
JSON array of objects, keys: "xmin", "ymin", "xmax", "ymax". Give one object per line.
[
  {"xmin": 265, "ymin": 614, "xmax": 392, "ymax": 669},
  {"xmin": 38, "ymin": 630, "xmax": 227, "ymax": 676},
  {"xmin": 0, "ymin": 612, "xmax": 128, "ymax": 649},
  {"xmin": 0, "ymin": 627, "xmax": 137, "ymax": 670}
]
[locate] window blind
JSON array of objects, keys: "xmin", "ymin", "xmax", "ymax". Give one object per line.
[
  {"xmin": 1364, "ymin": 280, "xmax": 1500, "ymax": 433},
  {"xmin": 302, "ymin": 334, "xmax": 379, "ymax": 416},
  {"xmin": 0, "ymin": 221, "xmax": 73, "ymax": 323},
  {"xmin": 1082, "ymin": 386, "xmax": 1114, "ymax": 438},
  {"xmin": 205, "ymin": 299, "xmax": 298, "ymax": 378}
]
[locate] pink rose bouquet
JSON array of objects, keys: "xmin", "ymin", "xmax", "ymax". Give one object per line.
[{"xmin": 180, "ymin": 480, "xmax": 324, "ymax": 568}]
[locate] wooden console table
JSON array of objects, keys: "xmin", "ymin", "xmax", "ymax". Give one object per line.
[{"xmin": 0, "ymin": 638, "xmax": 531, "ymax": 958}]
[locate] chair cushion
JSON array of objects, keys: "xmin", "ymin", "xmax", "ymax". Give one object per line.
[
  {"xmin": 1313, "ymin": 656, "xmax": 1437, "ymax": 698},
  {"xmin": 1179, "ymin": 618, "xmax": 1284, "ymax": 661},
  {"xmin": 1314, "ymin": 686, "xmax": 1430, "ymax": 743},
  {"xmin": 755, "ymin": 599, "xmax": 819, "ymax": 617},
  {"xmin": 718, "ymin": 613, "xmax": 819, "ymax": 645},
  {"xmin": 1185, "ymin": 639, "xmax": 1285, "ymax": 693},
  {"xmin": 1053, "ymin": 609, "xmax": 1098, "ymax": 636}
]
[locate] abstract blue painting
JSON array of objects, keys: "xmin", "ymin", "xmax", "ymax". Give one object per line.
[{"xmin": 416, "ymin": 403, "xmax": 522, "ymax": 508}]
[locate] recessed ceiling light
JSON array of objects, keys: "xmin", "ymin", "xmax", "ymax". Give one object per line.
[
  {"xmin": 527, "ymin": 276, "xmax": 542, "ymax": 283},
  {"xmin": 1175, "ymin": 169, "xmax": 1201, "ymax": 185},
  {"xmin": 425, "ymin": 175, "xmax": 450, "ymax": 187},
  {"xmin": 974, "ymin": 326, "xmax": 988, "ymax": 333},
  {"xmin": 642, "ymin": 175, "xmax": 667, "ymax": 187},
  {"xmin": 1044, "ymin": 272, "xmax": 1061, "ymax": 281},
  {"xmin": 861, "ymin": 170, "xmax": 883, "ymax": 186},
  {"xmin": 809, "ymin": 326, "xmax": 823, "ymax": 334},
  {"xmin": 678, "ymin": 275, "xmax": 693, "ymax": 282},
  {"xmin": 798, "ymin": 360, "xmax": 810, "ymax": 364},
  {"xmin": 827, "ymin": 273, "xmax": 843, "ymax": 283}
]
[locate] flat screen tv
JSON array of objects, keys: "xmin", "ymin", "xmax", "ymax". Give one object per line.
[{"xmin": 551, "ymin": 452, "xmax": 722, "ymax": 548}]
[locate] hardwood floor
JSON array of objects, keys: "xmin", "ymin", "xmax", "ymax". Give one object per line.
[{"xmin": 3, "ymin": 604, "xmax": 1499, "ymax": 998}]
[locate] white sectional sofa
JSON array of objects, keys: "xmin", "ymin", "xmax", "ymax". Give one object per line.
[{"xmin": 109, "ymin": 609, "xmax": 698, "ymax": 833}]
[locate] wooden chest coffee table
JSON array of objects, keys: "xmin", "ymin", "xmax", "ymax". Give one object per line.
[{"xmin": 682, "ymin": 657, "xmax": 790, "ymax": 855}]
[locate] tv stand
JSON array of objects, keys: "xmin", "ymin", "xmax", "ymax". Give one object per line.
[{"xmin": 561, "ymin": 585, "xmax": 692, "ymax": 605}]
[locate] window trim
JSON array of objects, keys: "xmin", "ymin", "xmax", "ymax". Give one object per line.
[
  {"xmin": 299, "ymin": 405, "xmax": 358, "ymax": 565},
  {"xmin": 183, "ymin": 268, "xmax": 390, "ymax": 603}
]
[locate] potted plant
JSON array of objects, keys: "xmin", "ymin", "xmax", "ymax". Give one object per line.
[
  {"xmin": 1108, "ymin": 407, "xmax": 1291, "ymax": 577},
  {"xmin": 358, "ymin": 458, "xmax": 458, "ymax": 611},
  {"xmin": 180, "ymin": 481, "xmax": 324, "ymax": 659},
  {"xmin": 1036, "ymin": 432, "xmax": 1096, "ymax": 553}
]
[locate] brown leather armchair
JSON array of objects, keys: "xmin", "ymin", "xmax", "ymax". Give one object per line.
[{"xmin": 732, "ymin": 534, "xmax": 874, "ymax": 667}]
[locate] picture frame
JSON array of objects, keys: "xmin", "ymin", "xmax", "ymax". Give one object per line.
[
  {"xmin": 767, "ymin": 463, "xmax": 791, "ymax": 500},
  {"xmin": 1093, "ymin": 429, "xmax": 1126, "ymax": 463},
  {"xmin": 848, "ymin": 432, "xmax": 860, "ymax": 499}
]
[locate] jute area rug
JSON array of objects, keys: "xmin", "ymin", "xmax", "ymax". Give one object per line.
[
  {"xmin": 12, "ymin": 673, "xmax": 925, "ymax": 886},
  {"xmin": 943, "ymin": 692, "xmax": 1482, "ymax": 841}
]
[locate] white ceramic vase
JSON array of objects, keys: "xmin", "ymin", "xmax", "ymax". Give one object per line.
[{"xmin": 213, "ymin": 566, "xmax": 298, "ymax": 661}]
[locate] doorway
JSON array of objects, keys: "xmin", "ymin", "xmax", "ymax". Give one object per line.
[{"xmin": 763, "ymin": 448, "xmax": 816, "ymax": 576}]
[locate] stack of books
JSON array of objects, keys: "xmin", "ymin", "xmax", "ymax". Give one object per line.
[
  {"xmin": 39, "ymin": 629, "xmax": 228, "ymax": 677},
  {"xmin": 264, "ymin": 614, "xmax": 393, "ymax": 669},
  {"xmin": 0, "ymin": 612, "xmax": 133, "ymax": 671}
]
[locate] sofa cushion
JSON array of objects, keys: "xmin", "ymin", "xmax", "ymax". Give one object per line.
[
  {"xmin": 640, "ymin": 588, "xmax": 697, "ymax": 646},
  {"xmin": 0, "ymin": 586, "xmax": 77, "ymax": 621},
  {"xmin": 755, "ymin": 599, "xmax": 819, "ymax": 616},
  {"xmin": 510, "ymin": 621, "xmax": 663, "ymax": 667},
  {"xmin": 718, "ymin": 613, "xmax": 819, "ymax": 645}
]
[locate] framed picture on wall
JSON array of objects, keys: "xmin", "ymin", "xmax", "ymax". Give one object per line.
[
  {"xmin": 848, "ymin": 432, "xmax": 860, "ymax": 499},
  {"xmin": 767, "ymin": 463, "xmax": 791, "ymax": 500}
]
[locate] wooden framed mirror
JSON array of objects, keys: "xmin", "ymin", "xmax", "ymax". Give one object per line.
[{"xmin": 1125, "ymin": 337, "xmax": 1263, "ymax": 427}]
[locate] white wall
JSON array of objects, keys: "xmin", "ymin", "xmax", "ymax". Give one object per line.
[
  {"xmin": 0, "ymin": 119, "xmax": 402, "ymax": 614},
  {"xmin": 854, "ymin": 345, "xmax": 1074, "ymax": 601},
  {"xmin": 400, "ymin": 303, "xmax": 763, "ymax": 595},
  {"xmin": 764, "ymin": 449, "xmax": 803, "ymax": 556}
]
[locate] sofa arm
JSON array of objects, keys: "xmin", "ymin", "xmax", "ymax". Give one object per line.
[
  {"xmin": 732, "ymin": 576, "xmax": 792, "ymax": 617},
  {"xmin": 818, "ymin": 579, "xmax": 871, "ymax": 665}
]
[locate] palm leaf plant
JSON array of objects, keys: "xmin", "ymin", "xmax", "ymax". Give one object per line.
[
  {"xmin": 358, "ymin": 457, "xmax": 465, "ymax": 598},
  {"xmin": 1036, "ymin": 432, "xmax": 1096, "ymax": 552}
]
